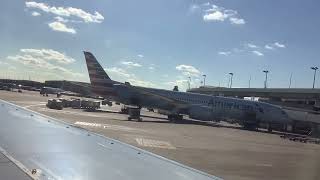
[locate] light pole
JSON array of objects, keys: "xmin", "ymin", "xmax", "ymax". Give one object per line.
[
  {"xmin": 263, "ymin": 70, "xmax": 269, "ymax": 88},
  {"xmin": 311, "ymin": 67, "xmax": 318, "ymax": 89},
  {"xmin": 188, "ymin": 76, "xmax": 191, "ymax": 90},
  {"xmin": 202, "ymin": 74, "xmax": 206, "ymax": 86},
  {"xmin": 229, "ymin": 73, "xmax": 234, "ymax": 88},
  {"xmin": 289, "ymin": 73, "xmax": 292, "ymax": 88}
]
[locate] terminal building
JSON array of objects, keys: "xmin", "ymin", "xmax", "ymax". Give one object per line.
[
  {"xmin": 44, "ymin": 80, "xmax": 92, "ymax": 97},
  {"xmin": 0, "ymin": 79, "xmax": 43, "ymax": 89}
]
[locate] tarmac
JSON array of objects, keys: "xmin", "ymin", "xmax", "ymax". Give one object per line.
[
  {"xmin": 0, "ymin": 90, "xmax": 320, "ymax": 180},
  {"xmin": 0, "ymin": 152, "xmax": 32, "ymax": 180}
]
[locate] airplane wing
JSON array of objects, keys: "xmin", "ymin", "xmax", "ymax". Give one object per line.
[{"xmin": 0, "ymin": 99, "xmax": 221, "ymax": 180}]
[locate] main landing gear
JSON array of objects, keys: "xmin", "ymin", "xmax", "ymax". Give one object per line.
[
  {"xmin": 167, "ymin": 114, "xmax": 183, "ymax": 123},
  {"xmin": 242, "ymin": 122, "xmax": 258, "ymax": 131}
]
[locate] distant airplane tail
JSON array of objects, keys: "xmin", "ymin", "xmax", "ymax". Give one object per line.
[{"xmin": 83, "ymin": 51, "xmax": 117, "ymax": 97}]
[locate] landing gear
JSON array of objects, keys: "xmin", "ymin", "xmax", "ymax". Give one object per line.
[
  {"xmin": 168, "ymin": 114, "xmax": 183, "ymax": 122},
  {"xmin": 242, "ymin": 112, "xmax": 258, "ymax": 131},
  {"xmin": 267, "ymin": 123, "xmax": 273, "ymax": 133},
  {"xmin": 243, "ymin": 122, "xmax": 258, "ymax": 131}
]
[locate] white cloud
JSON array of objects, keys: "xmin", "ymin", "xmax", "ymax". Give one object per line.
[
  {"xmin": 194, "ymin": 78, "xmax": 201, "ymax": 82},
  {"xmin": 264, "ymin": 42, "xmax": 286, "ymax": 50},
  {"xmin": 165, "ymin": 79, "xmax": 188, "ymax": 86},
  {"xmin": 190, "ymin": 4, "xmax": 200, "ymax": 13},
  {"xmin": 204, "ymin": 4, "xmax": 220, "ymax": 13},
  {"xmin": 203, "ymin": 11, "xmax": 227, "ymax": 21},
  {"xmin": 202, "ymin": 2, "xmax": 210, "ymax": 6},
  {"xmin": 148, "ymin": 63, "xmax": 155, "ymax": 70},
  {"xmin": 7, "ymin": 49, "xmax": 81, "ymax": 78},
  {"xmin": 54, "ymin": 16, "xmax": 69, "ymax": 23},
  {"xmin": 247, "ymin": 43, "xmax": 258, "ymax": 48},
  {"xmin": 54, "ymin": 16, "xmax": 83, "ymax": 24},
  {"xmin": 218, "ymin": 51, "xmax": 231, "ymax": 56},
  {"xmin": 232, "ymin": 48, "xmax": 244, "ymax": 53},
  {"xmin": 223, "ymin": 9, "xmax": 238, "ymax": 17},
  {"xmin": 274, "ymin": 42, "xmax": 286, "ymax": 48},
  {"xmin": 48, "ymin": 21, "xmax": 76, "ymax": 34},
  {"xmin": 25, "ymin": 1, "xmax": 104, "ymax": 23},
  {"xmin": 229, "ymin": 17, "xmax": 245, "ymax": 25},
  {"xmin": 265, "ymin": 45, "xmax": 274, "ymax": 50},
  {"xmin": 128, "ymin": 79, "xmax": 155, "ymax": 87},
  {"xmin": 218, "ymin": 41, "xmax": 285, "ymax": 57},
  {"xmin": 19, "ymin": 49, "xmax": 75, "ymax": 64},
  {"xmin": 31, "ymin": 11, "xmax": 41, "ymax": 16},
  {"xmin": 252, "ymin": 51, "xmax": 264, "ymax": 56},
  {"xmin": 176, "ymin": 64, "xmax": 201, "ymax": 77},
  {"xmin": 202, "ymin": 4, "xmax": 245, "ymax": 25},
  {"xmin": 164, "ymin": 77, "xmax": 199, "ymax": 91},
  {"xmin": 105, "ymin": 67, "xmax": 154, "ymax": 87},
  {"xmin": 0, "ymin": 61, "xmax": 9, "ymax": 65},
  {"xmin": 121, "ymin": 61, "xmax": 142, "ymax": 67},
  {"xmin": 137, "ymin": 54, "xmax": 144, "ymax": 58},
  {"xmin": 105, "ymin": 67, "xmax": 133, "ymax": 78}
]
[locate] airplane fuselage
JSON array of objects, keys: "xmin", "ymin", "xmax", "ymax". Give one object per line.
[{"xmin": 114, "ymin": 84, "xmax": 290, "ymax": 125}]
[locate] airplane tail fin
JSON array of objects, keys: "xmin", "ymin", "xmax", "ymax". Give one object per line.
[{"xmin": 83, "ymin": 51, "xmax": 117, "ymax": 97}]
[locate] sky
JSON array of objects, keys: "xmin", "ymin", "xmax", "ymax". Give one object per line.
[{"xmin": 0, "ymin": 0, "xmax": 319, "ymax": 90}]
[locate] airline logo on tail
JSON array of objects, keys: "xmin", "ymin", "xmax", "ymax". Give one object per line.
[{"xmin": 84, "ymin": 51, "xmax": 117, "ymax": 97}]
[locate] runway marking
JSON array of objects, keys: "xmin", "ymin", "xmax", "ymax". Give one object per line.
[
  {"xmin": 135, "ymin": 138, "xmax": 176, "ymax": 149},
  {"xmin": 9, "ymin": 101, "xmax": 46, "ymax": 109},
  {"xmin": 74, "ymin": 121, "xmax": 141, "ymax": 132},
  {"xmin": 10, "ymin": 101, "xmax": 47, "ymax": 104},
  {"xmin": 24, "ymin": 103, "xmax": 46, "ymax": 108},
  {"xmin": 37, "ymin": 107, "xmax": 115, "ymax": 118}
]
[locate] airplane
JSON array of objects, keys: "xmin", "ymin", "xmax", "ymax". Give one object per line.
[{"xmin": 84, "ymin": 51, "xmax": 291, "ymax": 131}]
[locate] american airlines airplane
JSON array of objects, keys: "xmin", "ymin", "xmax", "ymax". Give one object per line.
[{"xmin": 84, "ymin": 51, "xmax": 291, "ymax": 131}]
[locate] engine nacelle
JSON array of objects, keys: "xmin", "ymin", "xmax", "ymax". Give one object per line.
[{"xmin": 188, "ymin": 106, "xmax": 215, "ymax": 121}]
